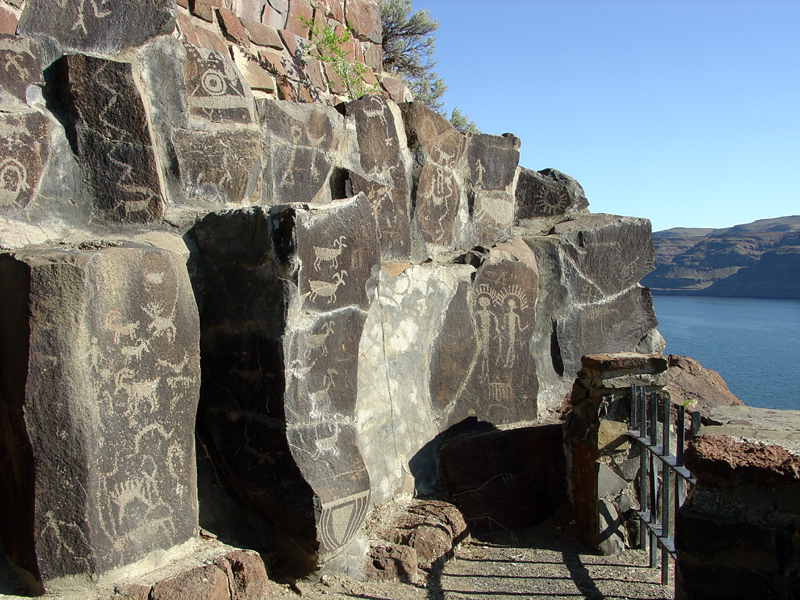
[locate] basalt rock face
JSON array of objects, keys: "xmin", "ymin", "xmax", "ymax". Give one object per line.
[
  {"xmin": 0, "ymin": 1, "xmax": 661, "ymax": 588},
  {"xmin": 188, "ymin": 196, "xmax": 379, "ymax": 575},
  {"xmin": 0, "ymin": 245, "xmax": 200, "ymax": 586}
]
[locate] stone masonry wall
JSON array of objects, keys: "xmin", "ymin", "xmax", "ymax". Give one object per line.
[{"xmin": 0, "ymin": 0, "xmax": 662, "ymax": 593}]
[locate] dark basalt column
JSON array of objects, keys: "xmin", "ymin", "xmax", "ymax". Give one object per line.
[
  {"xmin": 65, "ymin": 54, "xmax": 164, "ymax": 223},
  {"xmin": 0, "ymin": 245, "xmax": 200, "ymax": 589},
  {"xmin": 188, "ymin": 194, "xmax": 380, "ymax": 574}
]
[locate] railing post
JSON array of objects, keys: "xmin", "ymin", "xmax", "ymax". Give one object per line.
[
  {"xmin": 648, "ymin": 391, "xmax": 658, "ymax": 568},
  {"xmin": 638, "ymin": 386, "xmax": 649, "ymax": 555},
  {"xmin": 661, "ymin": 394, "xmax": 671, "ymax": 585}
]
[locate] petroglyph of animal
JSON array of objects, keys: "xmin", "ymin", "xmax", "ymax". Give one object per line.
[
  {"xmin": 315, "ymin": 423, "xmax": 340, "ymax": 457},
  {"xmin": 309, "ymin": 369, "xmax": 337, "ymax": 420},
  {"xmin": 313, "ymin": 236, "xmax": 347, "ymax": 271},
  {"xmin": 104, "ymin": 310, "xmax": 140, "ymax": 345},
  {"xmin": 304, "ymin": 321, "xmax": 334, "ymax": 360},
  {"xmin": 308, "ymin": 271, "xmax": 347, "ymax": 304},
  {"xmin": 143, "ymin": 300, "xmax": 177, "ymax": 343},
  {"xmin": 120, "ymin": 339, "xmax": 149, "ymax": 361}
]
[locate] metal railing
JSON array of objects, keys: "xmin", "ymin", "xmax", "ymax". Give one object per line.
[{"xmin": 628, "ymin": 385, "xmax": 696, "ymax": 586}]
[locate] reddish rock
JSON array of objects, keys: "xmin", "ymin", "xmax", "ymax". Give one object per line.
[
  {"xmin": 241, "ymin": 18, "xmax": 283, "ymax": 47},
  {"xmin": 303, "ymin": 55, "xmax": 326, "ymax": 89},
  {"xmin": 345, "ymin": 0, "xmax": 380, "ymax": 43},
  {"xmin": 176, "ymin": 12, "xmax": 201, "ymax": 46},
  {"xmin": 150, "ymin": 564, "xmax": 230, "ymax": 600},
  {"xmin": 191, "ymin": 0, "xmax": 217, "ymax": 22},
  {"xmin": 324, "ymin": 62, "xmax": 345, "ymax": 94},
  {"xmin": 685, "ymin": 435, "xmax": 800, "ymax": 486},
  {"xmin": 364, "ymin": 543, "xmax": 419, "ymax": 583},
  {"xmin": 313, "ymin": 0, "xmax": 344, "ymax": 23},
  {"xmin": 262, "ymin": 4, "xmax": 286, "ymax": 29},
  {"xmin": 276, "ymin": 74, "xmax": 297, "ymax": 100},
  {"xmin": 218, "ymin": 7, "xmax": 249, "ymax": 44},
  {"xmin": 195, "ymin": 27, "xmax": 229, "ymax": 53},
  {"xmin": 258, "ymin": 48, "xmax": 289, "ymax": 76},
  {"xmin": 332, "ymin": 23, "xmax": 356, "ymax": 63},
  {"xmin": 666, "ymin": 355, "xmax": 744, "ymax": 419},
  {"xmin": 284, "ymin": 0, "xmax": 312, "ymax": 37},
  {"xmin": 0, "ymin": 7, "xmax": 18, "ymax": 35},
  {"xmin": 214, "ymin": 550, "xmax": 269, "ymax": 600},
  {"xmin": 177, "ymin": 0, "xmax": 189, "ymax": 7},
  {"xmin": 407, "ymin": 500, "xmax": 469, "ymax": 545},
  {"xmin": 582, "ymin": 352, "xmax": 668, "ymax": 373},
  {"xmin": 279, "ymin": 28, "xmax": 309, "ymax": 59},
  {"xmin": 376, "ymin": 501, "xmax": 467, "ymax": 565},
  {"xmin": 379, "ymin": 75, "xmax": 408, "ymax": 102},
  {"xmin": 114, "ymin": 583, "xmax": 151, "ymax": 600}
]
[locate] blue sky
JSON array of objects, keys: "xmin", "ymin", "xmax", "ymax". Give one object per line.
[{"xmin": 413, "ymin": 0, "xmax": 800, "ymax": 232}]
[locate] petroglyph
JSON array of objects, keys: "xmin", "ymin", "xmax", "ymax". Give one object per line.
[
  {"xmin": 315, "ymin": 423, "xmax": 340, "ymax": 457},
  {"xmin": 0, "ymin": 159, "xmax": 29, "ymax": 207},
  {"xmin": 313, "ymin": 236, "xmax": 347, "ymax": 271},
  {"xmin": 474, "ymin": 284, "xmax": 501, "ymax": 376},
  {"xmin": 104, "ymin": 310, "xmax": 139, "ymax": 344},
  {"xmin": 120, "ymin": 339, "xmax": 149, "ymax": 361},
  {"xmin": 304, "ymin": 320, "xmax": 334, "ymax": 360},
  {"xmin": 0, "ymin": 112, "xmax": 49, "ymax": 214},
  {"xmin": 143, "ymin": 300, "xmax": 177, "ymax": 343},
  {"xmin": 183, "ymin": 44, "xmax": 253, "ymax": 124},
  {"xmin": 497, "ymin": 286, "xmax": 530, "ymax": 367},
  {"xmin": 71, "ymin": 0, "xmax": 113, "ymax": 36},
  {"xmin": 66, "ymin": 55, "xmax": 162, "ymax": 221},
  {"xmin": 309, "ymin": 369, "xmax": 337, "ymax": 420},
  {"xmin": 307, "ymin": 270, "xmax": 347, "ymax": 304},
  {"xmin": 319, "ymin": 491, "xmax": 370, "ymax": 553}
]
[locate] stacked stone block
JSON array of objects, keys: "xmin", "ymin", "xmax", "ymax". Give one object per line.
[{"xmin": 0, "ymin": 245, "xmax": 201, "ymax": 590}]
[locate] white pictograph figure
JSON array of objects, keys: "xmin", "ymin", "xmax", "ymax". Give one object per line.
[
  {"xmin": 143, "ymin": 300, "xmax": 177, "ymax": 343},
  {"xmin": 308, "ymin": 270, "xmax": 347, "ymax": 304},
  {"xmin": 304, "ymin": 320, "xmax": 334, "ymax": 360},
  {"xmin": 496, "ymin": 286, "xmax": 530, "ymax": 368},
  {"xmin": 309, "ymin": 368, "xmax": 337, "ymax": 420},
  {"xmin": 313, "ymin": 236, "xmax": 347, "ymax": 271},
  {"xmin": 474, "ymin": 286, "xmax": 500, "ymax": 376},
  {"xmin": 71, "ymin": 0, "xmax": 112, "ymax": 35}
]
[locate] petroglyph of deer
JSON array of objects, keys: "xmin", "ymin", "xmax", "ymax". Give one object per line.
[
  {"xmin": 304, "ymin": 321, "xmax": 334, "ymax": 360},
  {"xmin": 313, "ymin": 236, "xmax": 347, "ymax": 271},
  {"xmin": 143, "ymin": 300, "xmax": 177, "ymax": 343},
  {"xmin": 308, "ymin": 271, "xmax": 347, "ymax": 304},
  {"xmin": 309, "ymin": 368, "xmax": 337, "ymax": 420}
]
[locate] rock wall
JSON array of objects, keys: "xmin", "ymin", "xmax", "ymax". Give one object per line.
[{"xmin": 0, "ymin": 0, "xmax": 661, "ymax": 591}]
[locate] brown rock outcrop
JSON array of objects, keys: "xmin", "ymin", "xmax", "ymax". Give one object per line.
[{"xmin": 666, "ymin": 355, "xmax": 744, "ymax": 418}]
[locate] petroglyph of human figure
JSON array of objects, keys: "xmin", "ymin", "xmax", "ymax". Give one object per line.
[
  {"xmin": 497, "ymin": 287, "xmax": 529, "ymax": 368},
  {"xmin": 475, "ymin": 290, "xmax": 500, "ymax": 376}
]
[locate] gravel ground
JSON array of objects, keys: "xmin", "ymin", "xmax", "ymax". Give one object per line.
[
  {"xmin": 269, "ymin": 509, "xmax": 676, "ymax": 600},
  {"xmin": 1, "ymin": 508, "xmax": 675, "ymax": 599}
]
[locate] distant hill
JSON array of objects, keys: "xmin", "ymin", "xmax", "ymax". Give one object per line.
[{"xmin": 642, "ymin": 216, "xmax": 800, "ymax": 299}]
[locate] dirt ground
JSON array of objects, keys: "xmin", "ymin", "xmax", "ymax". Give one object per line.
[{"xmin": 268, "ymin": 510, "xmax": 676, "ymax": 600}]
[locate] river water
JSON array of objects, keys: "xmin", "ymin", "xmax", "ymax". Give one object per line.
[{"xmin": 651, "ymin": 294, "xmax": 800, "ymax": 411}]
